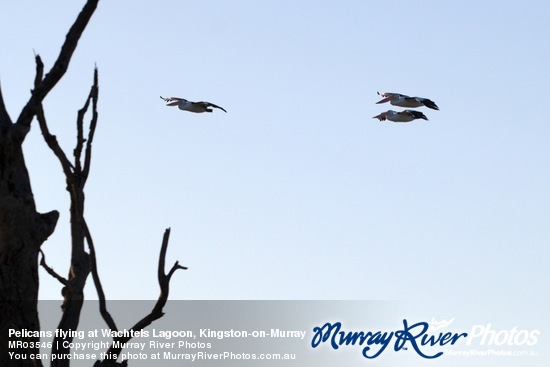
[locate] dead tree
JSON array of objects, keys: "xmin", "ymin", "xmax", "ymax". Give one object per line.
[{"xmin": 0, "ymin": 1, "xmax": 186, "ymax": 366}]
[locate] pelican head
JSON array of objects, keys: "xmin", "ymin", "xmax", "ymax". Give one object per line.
[{"xmin": 376, "ymin": 92, "xmax": 398, "ymax": 104}]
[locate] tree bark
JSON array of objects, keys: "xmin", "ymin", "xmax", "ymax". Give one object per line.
[
  {"xmin": 0, "ymin": 119, "xmax": 59, "ymax": 366},
  {"xmin": 0, "ymin": 1, "xmax": 99, "ymax": 365}
]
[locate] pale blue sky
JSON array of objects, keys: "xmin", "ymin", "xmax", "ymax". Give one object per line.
[{"xmin": 1, "ymin": 1, "xmax": 549, "ymax": 305}]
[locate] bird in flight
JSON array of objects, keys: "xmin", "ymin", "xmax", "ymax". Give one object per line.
[
  {"xmin": 372, "ymin": 110, "xmax": 428, "ymax": 123},
  {"xmin": 376, "ymin": 92, "xmax": 439, "ymax": 110},
  {"xmin": 160, "ymin": 96, "xmax": 227, "ymax": 113}
]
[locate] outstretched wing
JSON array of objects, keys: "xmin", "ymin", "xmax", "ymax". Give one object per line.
[
  {"xmin": 160, "ymin": 96, "xmax": 186, "ymax": 103},
  {"xmin": 419, "ymin": 98, "xmax": 439, "ymax": 110},
  {"xmin": 377, "ymin": 92, "xmax": 406, "ymax": 98},
  {"xmin": 403, "ymin": 110, "xmax": 428, "ymax": 120},
  {"xmin": 196, "ymin": 101, "xmax": 227, "ymax": 113}
]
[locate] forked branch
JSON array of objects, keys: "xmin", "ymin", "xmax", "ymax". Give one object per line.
[
  {"xmin": 37, "ymin": 65, "xmax": 117, "ymax": 332},
  {"xmin": 75, "ymin": 67, "xmax": 99, "ymax": 179},
  {"xmin": 95, "ymin": 229, "xmax": 187, "ymax": 367}
]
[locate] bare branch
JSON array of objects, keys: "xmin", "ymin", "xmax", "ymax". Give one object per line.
[
  {"xmin": 74, "ymin": 80, "xmax": 92, "ymax": 174},
  {"xmin": 82, "ymin": 67, "xmax": 99, "ymax": 180},
  {"xmin": 34, "ymin": 59, "xmax": 107, "ymax": 367},
  {"xmin": 33, "ymin": 52, "xmax": 44, "ymax": 89},
  {"xmin": 39, "ymin": 250, "xmax": 68, "ymax": 286},
  {"xmin": 167, "ymin": 261, "xmax": 188, "ymax": 280},
  {"xmin": 16, "ymin": 0, "xmax": 100, "ymax": 128},
  {"xmin": 98, "ymin": 229, "xmax": 187, "ymax": 365},
  {"xmin": 36, "ymin": 104, "xmax": 75, "ymax": 178},
  {"xmin": 82, "ymin": 218, "xmax": 118, "ymax": 332}
]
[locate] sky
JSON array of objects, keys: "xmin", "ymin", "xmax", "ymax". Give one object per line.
[{"xmin": 1, "ymin": 1, "xmax": 549, "ymax": 307}]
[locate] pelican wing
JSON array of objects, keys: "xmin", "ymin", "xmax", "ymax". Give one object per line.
[
  {"xmin": 403, "ymin": 110, "xmax": 428, "ymax": 120},
  {"xmin": 377, "ymin": 92, "xmax": 405, "ymax": 98},
  {"xmin": 160, "ymin": 96, "xmax": 186, "ymax": 103},
  {"xmin": 419, "ymin": 98, "xmax": 439, "ymax": 110},
  {"xmin": 196, "ymin": 101, "xmax": 227, "ymax": 113}
]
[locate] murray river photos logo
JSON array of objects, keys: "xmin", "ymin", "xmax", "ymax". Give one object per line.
[
  {"xmin": 311, "ymin": 319, "xmax": 466, "ymax": 359},
  {"xmin": 310, "ymin": 318, "xmax": 540, "ymax": 360}
]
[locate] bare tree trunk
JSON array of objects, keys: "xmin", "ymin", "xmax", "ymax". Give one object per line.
[
  {"xmin": 0, "ymin": 121, "xmax": 59, "ymax": 367},
  {"xmin": 0, "ymin": 1, "xmax": 99, "ymax": 365}
]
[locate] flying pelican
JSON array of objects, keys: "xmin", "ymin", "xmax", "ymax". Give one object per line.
[
  {"xmin": 160, "ymin": 96, "xmax": 227, "ymax": 113},
  {"xmin": 372, "ymin": 110, "xmax": 428, "ymax": 123},
  {"xmin": 376, "ymin": 92, "xmax": 439, "ymax": 110}
]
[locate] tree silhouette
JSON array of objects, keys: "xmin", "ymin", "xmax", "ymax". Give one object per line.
[{"xmin": 0, "ymin": 2, "xmax": 185, "ymax": 366}]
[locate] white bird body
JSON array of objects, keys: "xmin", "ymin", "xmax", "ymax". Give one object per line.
[
  {"xmin": 373, "ymin": 109, "xmax": 428, "ymax": 123},
  {"xmin": 376, "ymin": 92, "xmax": 439, "ymax": 110},
  {"xmin": 160, "ymin": 96, "xmax": 227, "ymax": 113}
]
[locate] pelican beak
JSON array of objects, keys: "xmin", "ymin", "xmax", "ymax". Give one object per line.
[{"xmin": 376, "ymin": 96, "xmax": 392, "ymax": 104}]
